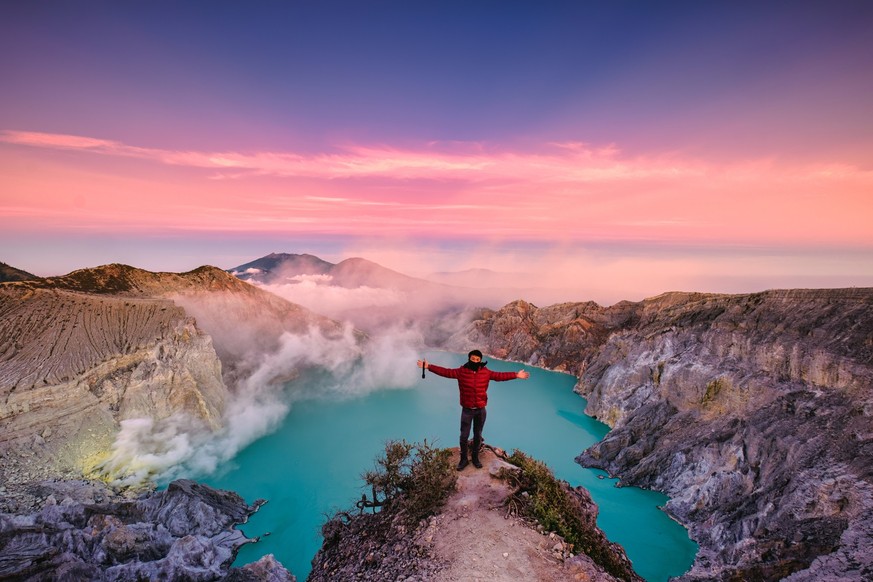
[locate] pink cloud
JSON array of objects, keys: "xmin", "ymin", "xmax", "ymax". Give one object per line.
[
  {"xmin": 0, "ymin": 130, "xmax": 694, "ymax": 181},
  {"xmin": 1, "ymin": 129, "xmax": 872, "ymax": 246}
]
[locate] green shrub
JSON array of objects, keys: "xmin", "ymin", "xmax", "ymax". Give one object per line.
[
  {"xmin": 361, "ymin": 439, "xmax": 457, "ymax": 524},
  {"xmin": 501, "ymin": 449, "xmax": 639, "ymax": 582},
  {"xmin": 502, "ymin": 450, "xmax": 586, "ymax": 548}
]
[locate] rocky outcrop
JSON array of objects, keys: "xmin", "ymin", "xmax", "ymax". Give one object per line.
[
  {"xmin": 310, "ymin": 445, "xmax": 639, "ymax": 582},
  {"xmin": 0, "ymin": 478, "xmax": 295, "ymax": 581},
  {"xmin": 13, "ymin": 263, "xmax": 349, "ymax": 379},
  {"xmin": 443, "ymin": 289, "xmax": 873, "ymax": 581}
]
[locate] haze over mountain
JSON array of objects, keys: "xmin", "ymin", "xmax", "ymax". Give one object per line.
[
  {"xmin": 230, "ymin": 252, "xmax": 445, "ymax": 293},
  {"xmin": 426, "ymin": 267, "xmax": 521, "ymax": 288},
  {"xmin": 228, "ymin": 253, "xmax": 492, "ymax": 338},
  {"xmin": 230, "ymin": 253, "xmax": 576, "ymax": 310}
]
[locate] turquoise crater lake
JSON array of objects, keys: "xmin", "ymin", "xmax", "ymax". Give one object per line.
[{"xmin": 193, "ymin": 352, "xmax": 697, "ymax": 580}]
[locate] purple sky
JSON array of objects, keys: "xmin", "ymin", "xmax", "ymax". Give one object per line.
[{"xmin": 2, "ymin": 1, "xmax": 872, "ymax": 304}]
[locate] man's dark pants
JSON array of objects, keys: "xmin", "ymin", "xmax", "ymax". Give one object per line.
[{"xmin": 459, "ymin": 406, "xmax": 487, "ymax": 461}]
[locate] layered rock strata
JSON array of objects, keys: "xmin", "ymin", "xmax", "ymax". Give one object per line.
[
  {"xmin": 0, "ymin": 285, "xmax": 226, "ymax": 493},
  {"xmin": 444, "ymin": 289, "xmax": 873, "ymax": 581},
  {"xmin": 0, "ymin": 478, "xmax": 294, "ymax": 581},
  {"xmin": 11, "ymin": 263, "xmax": 349, "ymax": 383}
]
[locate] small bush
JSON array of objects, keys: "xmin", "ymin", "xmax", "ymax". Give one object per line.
[{"xmin": 361, "ymin": 439, "xmax": 457, "ymax": 524}]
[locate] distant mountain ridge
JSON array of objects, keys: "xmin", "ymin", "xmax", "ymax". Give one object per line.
[
  {"xmin": 230, "ymin": 253, "xmax": 334, "ymax": 280},
  {"xmin": 0, "ymin": 261, "xmax": 38, "ymax": 282},
  {"xmin": 228, "ymin": 252, "xmax": 446, "ymax": 293},
  {"xmin": 19, "ymin": 263, "xmax": 257, "ymax": 296},
  {"xmin": 227, "ymin": 253, "xmax": 576, "ymax": 310}
]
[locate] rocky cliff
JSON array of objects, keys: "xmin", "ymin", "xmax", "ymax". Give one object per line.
[
  {"xmin": 1, "ymin": 262, "xmax": 353, "ymax": 580},
  {"xmin": 0, "ymin": 264, "xmax": 348, "ymax": 505},
  {"xmin": 15, "ymin": 263, "xmax": 348, "ymax": 381},
  {"xmin": 0, "ymin": 478, "xmax": 294, "ymax": 581},
  {"xmin": 0, "ymin": 284, "xmax": 227, "ymax": 498},
  {"xmin": 443, "ymin": 289, "xmax": 873, "ymax": 581}
]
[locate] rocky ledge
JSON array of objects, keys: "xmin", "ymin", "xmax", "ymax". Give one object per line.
[
  {"xmin": 309, "ymin": 445, "xmax": 640, "ymax": 582},
  {"xmin": 444, "ymin": 288, "xmax": 873, "ymax": 581},
  {"xmin": 0, "ymin": 478, "xmax": 295, "ymax": 581}
]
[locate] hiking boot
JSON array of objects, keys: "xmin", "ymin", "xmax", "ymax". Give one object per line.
[
  {"xmin": 458, "ymin": 439, "xmax": 470, "ymax": 471},
  {"xmin": 472, "ymin": 436, "xmax": 483, "ymax": 468}
]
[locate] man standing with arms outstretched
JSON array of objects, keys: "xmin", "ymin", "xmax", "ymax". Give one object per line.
[{"xmin": 417, "ymin": 350, "xmax": 530, "ymax": 470}]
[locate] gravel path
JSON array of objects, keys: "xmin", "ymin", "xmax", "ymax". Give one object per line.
[{"xmin": 426, "ymin": 447, "xmax": 625, "ymax": 582}]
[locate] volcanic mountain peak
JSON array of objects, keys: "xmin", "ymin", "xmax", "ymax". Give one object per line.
[
  {"xmin": 228, "ymin": 252, "xmax": 445, "ymax": 292},
  {"xmin": 229, "ymin": 252, "xmax": 334, "ymax": 282},
  {"xmin": 330, "ymin": 256, "xmax": 429, "ymax": 289}
]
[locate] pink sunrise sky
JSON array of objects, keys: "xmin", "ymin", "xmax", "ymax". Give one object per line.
[{"xmin": 2, "ymin": 2, "xmax": 872, "ymax": 304}]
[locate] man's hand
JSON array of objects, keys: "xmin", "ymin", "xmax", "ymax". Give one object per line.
[
  {"xmin": 417, "ymin": 359, "xmax": 428, "ymax": 369},
  {"xmin": 517, "ymin": 370, "xmax": 530, "ymax": 379}
]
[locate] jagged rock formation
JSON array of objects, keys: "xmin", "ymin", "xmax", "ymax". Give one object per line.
[
  {"xmin": 443, "ymin": 289, "xmax": 873, "ymax": 581},
  {"xmin": 0, "ymin": 262, "xmax": 358, "ymax": 580},
  {"xmin": 0, "ymin": 479, "xmax": 295, "ymax": 581}
]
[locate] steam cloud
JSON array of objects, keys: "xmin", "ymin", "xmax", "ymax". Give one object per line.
[
  {"xmin": 99, "ymin": 310, "xmax": 431, "ymax": 487},
  {"xmin": 264, "ymin": 275, "xmax": 407, "ymax": 318}
]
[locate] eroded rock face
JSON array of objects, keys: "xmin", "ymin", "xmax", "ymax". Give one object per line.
[
  {"xmin": 9, "ymin": 263, "xmax": 350, "ymax": 384},
  {"xmin": 444, "ymin": 289, "xmax": 873, "ymax": 581},
  {"xmin": 0, "ymin": 263, "xmax": 349, "ymax": 580},
  {"xmin": 0, "ymin": 479, "xmax": 295, "ymax": 581},
  {"xmin": 0, "ymin": 286, "xmax": 227, "ymax": 487},
  {"xmin": 0, "ymin": 264, "xmax": 351, "ymax": 488}
]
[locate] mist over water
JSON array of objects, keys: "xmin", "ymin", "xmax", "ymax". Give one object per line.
[
  {"xmin": 194, "ymin": 353, "xmax": 696, "ymax": 581},
  {"xmin": 98, "ymin": 319, "xmax": 426, "ymax": 486}
]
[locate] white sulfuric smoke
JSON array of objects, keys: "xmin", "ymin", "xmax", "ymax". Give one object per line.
[{"xmin": 99, "ymin": 319, "xmax": 427, "ymax": 487}]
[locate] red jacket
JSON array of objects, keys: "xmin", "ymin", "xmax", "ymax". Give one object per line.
[{"xmin": 426, "ymin": 364, "xmax": 519, "ymax": 408}]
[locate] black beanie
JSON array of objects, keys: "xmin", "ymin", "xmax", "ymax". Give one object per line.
[{"xmin": 468, "ymin": 349, "xmax": 483, "ymax": 359}]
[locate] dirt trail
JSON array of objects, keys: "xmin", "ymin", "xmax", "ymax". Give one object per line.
[{"xmin": 423, "ymin": 447, "xmax": 625, "ymax": 582}]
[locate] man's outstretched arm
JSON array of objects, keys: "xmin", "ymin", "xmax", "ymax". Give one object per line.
[
  {"xmin": 417, "ymin": 360, "xmax": 460, "ymax": 379},
  {"xmin": 490, "ymin": 369, "xmax": 530, "ymax": 381}
]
